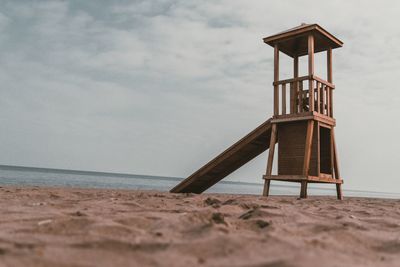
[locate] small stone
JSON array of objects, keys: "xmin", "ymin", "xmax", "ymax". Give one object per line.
[
  {"xmin": 74, "ymin": 211, "xmax": 85, "ymax": 216},
  {"xmin": 32, "ymin": 202, "xmax": 47, "ymax": 206},
  {"xmin": 204, "ymin": 197, "xmax": 221, "ymax": 206},
  {"xmin": 255, "ymin": 220, "xmax": 270, "ymax": 229},
  {"xmin": 211, "ymin": 212, "xmax": 226, "ymax": 224},
  {"xmin": 155, "ymin": 232, "xmax": 163, "ymax": 237},
  {"xmin": 38, "ymin": 219, "xmax": 52, "ymax": 226},
  {"xmin": 239, "ymin": 208, "xmax": 258, "ymax": 220},
  {"xmin": 222, "ymin": 199, "xmax": 236, "ymax": 205}
]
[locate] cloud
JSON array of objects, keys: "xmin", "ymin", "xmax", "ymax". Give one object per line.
[{"xmin": 0, "ymin": 0, "xmax": 399, "ymax": 192}]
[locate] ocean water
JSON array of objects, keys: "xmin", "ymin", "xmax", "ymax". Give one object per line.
[{"xmin": 0, "ymin": 165, "xmax": 399, "ymax": 199}]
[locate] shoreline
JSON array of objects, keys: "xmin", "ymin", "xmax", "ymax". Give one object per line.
[{"xmin": 1, "ymin": 186, "xmax": 399, "ymax": 266}]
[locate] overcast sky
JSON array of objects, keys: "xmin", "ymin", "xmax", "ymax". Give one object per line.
[{"xmin": 1, "ymin": 0, "xmax": 400, "ymax": 193}]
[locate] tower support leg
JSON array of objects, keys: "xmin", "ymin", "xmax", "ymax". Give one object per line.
[
  {"xmin": 263, "ymin": 123, "xmax": 277, "ymax": 196},
  {"xmin": 332, "ymin": 129, "xmax": 343, "ymax": 200},
  {"xmin": 300, "ymin": 120, "xmax": 314, "ymax": 198},
  {"xmin": 300, "ymin": 181, "xmax": 308, "ymax": 198}
]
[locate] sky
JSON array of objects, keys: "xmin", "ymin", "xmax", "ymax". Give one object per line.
[{"xmin": 1, "ymin": 0, "xmax": 400, "ymax": 193}]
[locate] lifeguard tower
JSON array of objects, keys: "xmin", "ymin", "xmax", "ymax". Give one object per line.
[{"xmin": 171, "ymin": 24, "xmax": 344, "ymax": 199}]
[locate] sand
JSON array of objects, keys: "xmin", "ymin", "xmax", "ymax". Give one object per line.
[{"xmin": 0, "ymin": 186, "xmax": 399, "ymax": 267}]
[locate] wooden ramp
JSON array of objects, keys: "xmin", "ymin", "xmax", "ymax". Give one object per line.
[{"xmin": 170, "ymin": 118, "xmax": 273, "ymax": 193}]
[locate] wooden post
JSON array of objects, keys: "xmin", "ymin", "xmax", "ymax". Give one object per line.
[
  {"xmin": 300, "ymin": 180, "xmax": 308, "ymax": 198},
  {"xmin": 317, "ymin": 122, "xmax": 320, "ymax": 176},
  {"xmin": 329, "ymin": 89, "xmax": 333, "ymax": 116},
  {"xmin": 326, "ymin": 87, "xmax": 331, "ymax": 117},
  {"xmin": 274, "ymin": 45, "xmax": 279, "ymax": 116},
  {"xmin": 290, "ymin": 82, "xmax": 294, "ymax": 114},
  {"xmin": 327, "ymin": 48, "xmax": 332, "ymax": 83},
  {"xmin": 332, "ymin": 129, "xmax": 343, "ymax": 200},
  {"xmin": 282, "ymin": 83, "xmax": 286, "ymax": 115},
  {"xmin": 293, "ymin": 56, "xmax": 299, "ymax": 114},
  {"xmin": 327, "ymin": 48, "xmax": 334, "ymax": 117},
  {"xmin": 321, "ymin": 85, "xmax": 326, "ymax": 115},
  {"xmin": 308, "ymin": 35, "xmax": 314, "ymax": 112},
  {"xmin": 301, "ymin": 120, "xmax": 314, "ymax": 198},
  {"xmin": 299, "ymin": 81, "xmax": 303, "ymax": 113},
  {"xmin": 316, "ymin": 82, "xmax": 320, "ymax": 113},
  {"xmin": 263, "ymin": 123, "xmax": 277, "ymax": 196}
]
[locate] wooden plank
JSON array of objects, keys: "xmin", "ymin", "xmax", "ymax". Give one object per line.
[
  {"xmin": 303, "ymin": 120, "xmax": 314, "ymax": 176},
  {"xmin": 320, "ymin": 173, "xmax": 333, "ymax": 179},
  {"xmin": 327, "ymin": 48, "xmax": 334, "ymax": 117},
  {"xmin": 282, "ymin": 83, "xmax": 286, "ymax": 115},
  {"xmin": 332, "ymin": 135, "xmax": 343, "ymax": 200},
  {"xmin": 274, "ymin": 85, "xmax": 279, "ymax": 116},
  {"xmin": 332, "ymin": 129, "xmax": 340, "ymax": 179},
  {"xmin": 300, "ymin": 120, "xmax": 314, "ymax": 198},
  {"xmin": 272, "ymin": 114, "xmax": 314, "ymax": 124},
  {"xmin": 320, "ymin": 84, "xmax": 325, "ymax": 115},
  {"xmin": 331, "ymin": 128, "xmax": 343, "ymax": 199},
  {"xmin": 299, "ymin": 81, "xmax": 303, "ymax": 112},
  {"xmin": 312, "ymin": 75, "xmax": 335, "ymax": 89},
  {"xmin": 263, "ymin": 175, "xmax": 306, "ymax": 181},
  {"xmin": 327, "ymin": 48, "xmax": 332, "ymax": 83},
  {"xmin": 308, "ymin": 34, "xmax": 314, "ymax": 112},
  {"xmin": 170, "ymin": 119, "xmax": 273, "ymax": 193},
  {"xmin": 319, "ymin": 121, "xmax": 332, "ymax": 129},
  {"xmin": 330, "ymin": 89, "xmax": 334, "ymax": 117},
  {"xmin": 307, "ymin": 176, "xmax": 343, "ymax": 184},
  {"xmin": 290, "ymin": 82, "xmax": 294, "ymax": 114},
  {"xmin": 263, "ymin": 175, "xmax": 343, "ymax": 184},
  {"xmin": 326, "ymin": 87, "xmax": 331, "ymax": 117},
  {"xmin": 300, "ymin": 181, "xmax": 308, "ymax": 198},
  {"xmin": 273, "ymin": 75, "xmax": 308, "ymax": 86},
  {"xmin": 274, "ymin": 44, "xmax": 279, "ymax": 116},
  {"xmin": 316, "ymin": 82, "xmax": 320, "ymax": 113},
  {"xmin": 317, "ymin": 122, "xmax": 320, "ymax": 176},
  {"xmin": 312, "ymin": 110, "xmax": 336, "ymax": 124},
  {"xmin": 293, "ymin": 56, "xmax": 299, "ymax": 114},
  {"xmin": 309, "ymin": 80, "xmax": 314, "ymax": 112},
  {"xmin": 263, "ymin": 123, "xmax": 277, "ymax": 196},
  {"xmin": 273, "ymin": 111, "xmax": 335, "ymax": 125}
]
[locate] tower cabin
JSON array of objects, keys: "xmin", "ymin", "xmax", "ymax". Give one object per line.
[
  {"xmin": 170, "ymin": 24, "xmax": 344, "ymax": 199},
  {"xmin": 262, "ymin": 23, "xmax": 344, "ymax": 199}
]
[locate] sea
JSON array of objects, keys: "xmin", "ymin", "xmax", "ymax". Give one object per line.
[{"xmin": 0, "ymin": 165, "xmax": 399, "ymax": 199}]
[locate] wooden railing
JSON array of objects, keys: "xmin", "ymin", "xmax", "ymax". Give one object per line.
[{"xmin": 273, "ymin": 75, "xmax": 334, "ymax": 117}]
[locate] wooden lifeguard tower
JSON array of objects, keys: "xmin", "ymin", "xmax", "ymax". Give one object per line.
[{"xmin": 171, "ymin": 24, "xmax": 344, "ymax": 199}]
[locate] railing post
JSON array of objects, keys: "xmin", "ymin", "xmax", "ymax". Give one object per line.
[
  {"xmin": 321, "ymin": 84, "xmax": 326, "ymax": 115},
  {"xmin": 299, "ymin": 81, "xmax": 303, "ymax": 113},
  {"xmin": 326, "ymin": 87, "xmax": 331, "ymax": 117},
  {"xmin": 281, "ymin": 83, "xmax": 286, "ymax": 115},
  {"xmin": 329, "ymin": 88, "xmax": 333, "ymax": 117},
  {"xmin": 308, "ymin": 34, "xmax": 314, "ymax": 112},
  {"xmin": 316, "ymin": 82, "xmax": 320, "ymax": 113}
]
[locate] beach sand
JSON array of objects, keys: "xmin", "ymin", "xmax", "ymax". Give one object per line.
[{"xmin": 0, "ymin": 186, "xmax": 399, "ymax": 267}]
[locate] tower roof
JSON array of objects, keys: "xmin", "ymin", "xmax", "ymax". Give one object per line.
[{"xmin": 263, "ymin": 23, "xmax": 343, "ymax": 58}]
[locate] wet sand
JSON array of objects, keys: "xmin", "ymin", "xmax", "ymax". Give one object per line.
[{"xmin": 0, "ymin": 186, "xmax": 399, "ymax": 267}]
